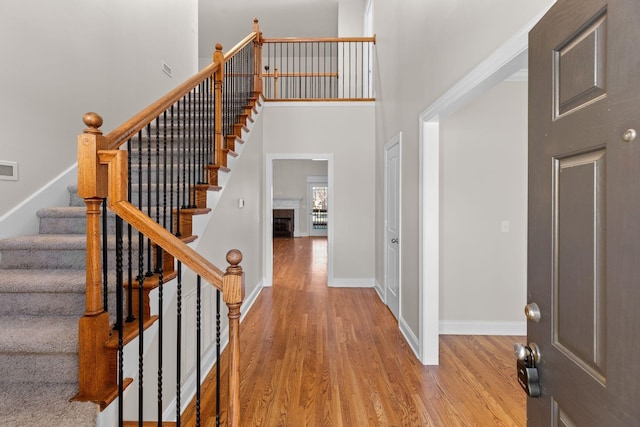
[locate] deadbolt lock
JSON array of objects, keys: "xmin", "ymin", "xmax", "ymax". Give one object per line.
[{"xmin": 524, "ymin": 302, "xmax": 541, "ymax": 322}]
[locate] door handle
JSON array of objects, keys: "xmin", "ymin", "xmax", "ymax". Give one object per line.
[{"xmin": 391, "ymin": 238, "xmax": 399, "ymax": 244}]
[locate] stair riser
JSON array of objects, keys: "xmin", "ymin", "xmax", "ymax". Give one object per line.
[
  {"xmin": 39, "ymin": 217, "xmax": 117, "ymax": 235},
  {"xmin": 0, "ymin": 291, "xmax": 120, "ymax": 317},
  {"xmin": 0, "ymin": 354, "xmax": 77, "ymax": 384},
  {"xmin": 0, "ymin": 292, "xmax": 85, "ymax": 317},
  {"xmin": 0, "ymin": 249, "xmax": 141, "ymax": 270}
]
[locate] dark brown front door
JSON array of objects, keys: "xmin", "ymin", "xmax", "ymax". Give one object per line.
[{"xmin": 528, "ymin": 0, "xmax": 640, "ymax": 425}]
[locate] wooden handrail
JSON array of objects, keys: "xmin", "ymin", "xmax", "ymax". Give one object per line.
[
  {"xmin": 98, "ymin": 149, "xmax": 225, "ymax": 288},
  {"xmin": 262, "ymin": 35, "xmax": 376, "ymax": 44},
  {"xmin": 105, "ymin": 63, "xmax": 221, "ymax": 150},
  {"xmin": 224, "ymin": 32, "xmax": 258, "ymax": 61}
]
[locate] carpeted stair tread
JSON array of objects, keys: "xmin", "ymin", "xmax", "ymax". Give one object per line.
[
  {"xmin": 0, "ymin": 234, "xmax": 88, "ymax": 250},
  {"xmin": 0, "ymin": 383, "xmax": 96, "ymax": 426},
  {"xmin": 0, "ymin": 269, "xmax": 86, "ymax": 293},
  {"xmin": 37, "ymin": 206, "xmax": 88, "ymax": 218},
  {"xmin": 0, "ymin": 315, "xmax": 78, "ymax": 354}
]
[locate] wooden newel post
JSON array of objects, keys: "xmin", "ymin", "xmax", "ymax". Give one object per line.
[
  {"xmin": 213, "ymin": 43, "xmax": 225, "ymax": 167},
  {"xmin": 75, "ymin": 112, "xmax": 115, "ymax": 404},
  {"xmin": 253, "ymin": 18, "xmax": 263, "ymax": 96},
  {"xmin": 223, "ymin": 249, "xmax": 245, "ymax": 427}
]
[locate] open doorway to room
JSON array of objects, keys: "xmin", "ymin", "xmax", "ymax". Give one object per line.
[
  {"xmin": 265, "ymin": 155, "xmax": 333, "ymax": 287},
  {"xmin": 416, "ymin": 8, "xmax": 553, "ymax": 363}
]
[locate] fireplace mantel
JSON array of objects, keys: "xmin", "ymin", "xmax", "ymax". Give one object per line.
[{"xmin": 273, "ymin": 197, "xmax": 302, "ymax": 237}]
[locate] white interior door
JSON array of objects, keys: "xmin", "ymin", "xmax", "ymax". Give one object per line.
[
  {"xmin": 308, "ymin": 179, "xmax": 328, "ymax": 237},
  {"xmin": 385, "ymin": 135, "xmax": 400, "ymax": 319}
]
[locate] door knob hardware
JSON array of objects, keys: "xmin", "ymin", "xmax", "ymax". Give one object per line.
[
  {"xmin": 524, "ymin": 303, "xmax": 541, "ymax": 322},
  {"xmin": 623, "ymin": 128, "xmax": 637, "ymax": 142},
  {"xmin": 514, "ymin": 342, "xmax": 542, "ymax": 365},
  {"xmin": 528, "ymin": 342, "xmax": 542, "ymax": 364},
  {"xmin": 514, "ymin": 343, "xmax": 529, "ymax": 361},
  {"xmin": 391, "ymin": 238, "xmax": 399, "ymax": 244}
]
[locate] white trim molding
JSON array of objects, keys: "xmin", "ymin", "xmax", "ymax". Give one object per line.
[{"xmin": 417, "ymin": 6, "xmax": 553, "ymax": 366}]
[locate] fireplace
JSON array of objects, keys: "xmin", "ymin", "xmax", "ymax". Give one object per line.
[{"xmin": 273, "ymin": 209, "xmax": 294, "ymax": 238}]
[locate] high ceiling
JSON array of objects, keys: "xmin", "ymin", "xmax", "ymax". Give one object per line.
[{"xmin": 199, "ymin": 0, "xmax": 340, "ymax": 61}]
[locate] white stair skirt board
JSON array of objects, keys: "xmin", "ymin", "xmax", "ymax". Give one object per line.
[{"xmin": 0, "ymin": 163, "xmax": 77, "ymax": 239}]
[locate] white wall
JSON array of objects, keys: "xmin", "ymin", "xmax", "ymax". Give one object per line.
[
  {"xmin": 263, "ymin": 102, "xmax": 375, "ymax": 283},
  {"xmin": 0, "ymin": 0, "xmax": 199, "ymax": 222},
  {"xmin": 197, "ymin": 117, "xmax": 265, "ymax": 301},
  {"xmin": 440, "ymin": 81, "xmax": 528, "ymax": 325},
  {"xmin": 198, "ymin": 1, "xmax": 339, "ymax": 69},
  {"xmin": 273, "ymin": 159, "xmax": 328, "ymax": 235},
  {"xmin": 372, "ymin": 0, "xmax": 555, "ymax": 339}
]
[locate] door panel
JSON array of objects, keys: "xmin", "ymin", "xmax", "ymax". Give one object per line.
[
  {"xmin": 529, "ymin": 0, "xmax": 640, "ymax": 425},
  {"xmin": 385, "ymin": 139, "xmax": 400, "ymax": 319}
]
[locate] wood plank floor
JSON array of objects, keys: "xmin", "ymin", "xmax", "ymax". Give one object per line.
[{"xmin": 185, "ymin": 237, "xmax": 526, "ymax": 426}]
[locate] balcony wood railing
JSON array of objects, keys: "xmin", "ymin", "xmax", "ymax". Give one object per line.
[
  {"xmin": 74, "ymin": 19, "xmax": 262, "ymax": 427},
  {"xmin": 261, "ymin": 36, "xmax": 376, "ymax": 100}
]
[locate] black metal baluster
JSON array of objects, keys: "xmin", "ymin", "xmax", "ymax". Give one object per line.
[
  {"xmin": 196, "ymin": 275, "xmax": 202, "ymax": 427},
  {"xmin": 138, "ymin": 211, "xmax": 145, "ymax": 424},
  {"xmin": 157, "ymin": 246, "xmax": 164, "ymax": 426},
  {"xmin": 155, "ymin": 117, "xmax": 161, "ymax": 229},
  {"xmin": 216, "ymin": 288, "xmax": 221, "ymax": 427},
  {"xmin": 176, "ymin": 100, "xmax": 182, "ymax": 236},
  {"xmin": 146, "ymin": 124, "xmax": 153, "ymax": 277},
  {"xmin": 162, "ymin": 111, "xmax": 168, "ymax": 232},
  {"xmin": 127, "ymin": 140, "xmax": 134, "ymax": 322},
  {"xmin": 115, "ymin": 215, "xmax": 124, "ymax": 426},
  {"xmin": 176, "ymin": 262, "xmax": 182, "ymax": 425},
  {"xmin": 170, "ymin": 105, "xmax": 175, "ymax": 235},
  {"xmin": 102, "ymin": 198, "xmax": 108, "ymax": 312}
]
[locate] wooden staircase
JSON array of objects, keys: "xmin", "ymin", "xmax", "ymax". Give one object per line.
[{"xmin": 69, "ymin": 22, "xmax": 264, "ymax": 426}]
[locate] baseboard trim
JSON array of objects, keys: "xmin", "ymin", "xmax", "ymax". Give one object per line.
[
  {"xmin": 328, "ymin": 277, "xmax": 375, "ymax": 288},
  {"xmin": 374, "ymin": 279, "xmax": 384, "ymax": 301},
  {"xmin": 439, "ymin": 320, "xmax": 526, "ymax": 336},
  {"xmin": 241, "ymin": 279, "xmax": 264, "ymax": 322},
  {"xmin": 399, "ymin": 316, "xmax": 421, "ymax": 360}
]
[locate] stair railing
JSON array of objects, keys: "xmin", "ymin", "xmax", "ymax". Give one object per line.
[
  {"xmin": 74, "ymin": 19, "xmax": 263, "ymax": 427},
  {"xmin": 261, "ymin": 35, "xmax": 376, "ymax": 100}
]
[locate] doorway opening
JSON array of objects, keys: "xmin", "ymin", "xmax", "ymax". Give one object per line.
[
  {"xmin": 416, "ymin": 6, "xmax": 554, "ymax": 365},
  {"xmin": 265, "ymin": 154, "xmax": 334, "ymax": 287}
]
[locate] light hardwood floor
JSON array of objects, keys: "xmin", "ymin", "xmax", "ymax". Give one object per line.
[{"xmin": 186, "ymin": 237, "xmax": 526, "ymax": 426}]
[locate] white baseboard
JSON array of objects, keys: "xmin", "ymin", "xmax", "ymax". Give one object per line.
[
  {"xmin": 328, "ymin": 277, "xmax": 375, "ymax": 288},
  {"xmin": 241, "ymin": 279, "xmax": 264, "ymax": 322},
  {"xmin": 399, "ymin": 316, "xmax": 421, "ymax": 360},
  {"xmin": 0, "ymin": 163, "xmax": 77, "ymax": 239},
  {"xmin": 374, "ymin": 279, "xmax": 384, "ymax": 301},
  {"xmin": 439, "ymin": 320, "xmax": 526, "ymax": 336}
]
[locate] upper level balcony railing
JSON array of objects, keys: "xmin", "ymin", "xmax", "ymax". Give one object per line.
[{"xmin": 261, "ymin": 36, "xmax": 376, "ymax": 101}]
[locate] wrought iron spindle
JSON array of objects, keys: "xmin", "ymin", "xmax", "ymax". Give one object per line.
[
  {"xmin": 116, "ymin": 215, "xmax": 125, "ymax": 426},
  {"xmin": 196, "ymin": 275, "xmax": 202, "ymax": 427},
  {"xmin": 102, "ymin": 198, "xmax": 108, "ymax": 312},
  {"xmin": 176, "ymin": 262, "xmax": 182, "ymax": 425},
  {"xmin": 157, "ymin": 246, "xmax": 164, "ymax": 424},
  {"xmin": 216, "ymin": 289, "xmax": 221, "ymax": 426}
]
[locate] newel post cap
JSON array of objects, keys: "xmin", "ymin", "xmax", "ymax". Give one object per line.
[{"xmin": 83, "ymin": 112, "xmax": 103, "ymax": 135}]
